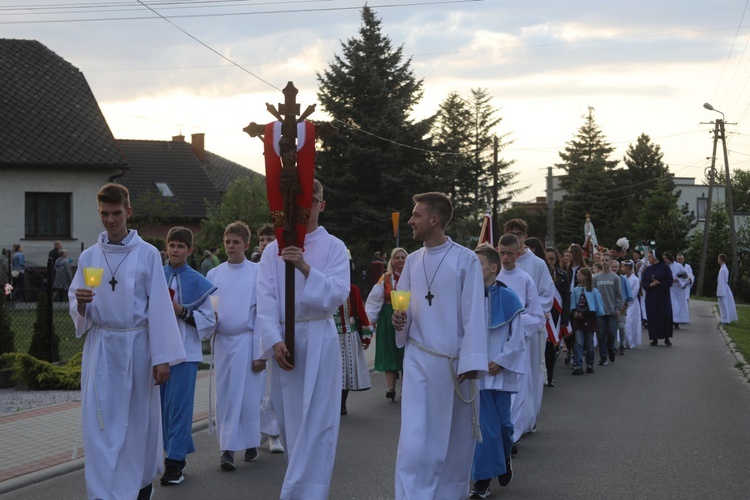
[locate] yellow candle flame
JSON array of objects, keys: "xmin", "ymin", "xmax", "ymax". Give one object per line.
[
  {"xmin": 83, "ymin": 267, "xmax": 104, "ymax": 288},
  {"xmin": 390, "ymin": 290, "xmax": 411, "ymax": 312}
]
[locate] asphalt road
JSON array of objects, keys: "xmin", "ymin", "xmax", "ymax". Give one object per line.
[{"xmin": 6, "ymin": 299, "xmax": 750, "ymax": 499}]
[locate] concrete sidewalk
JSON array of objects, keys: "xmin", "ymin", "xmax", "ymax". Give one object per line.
[{"xmin": 0, "ymin": 339, "xmax": 376, "ymax": 495}]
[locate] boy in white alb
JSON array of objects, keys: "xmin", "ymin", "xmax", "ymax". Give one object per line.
[
  {"xmin": 496, "ymin": 233, "xmax": 545, "ymax": 445},
  {"xmin": 717, "ymin": 254, "xmax": 738, "ymax": 324},
  {"xmin": 70, "ymin": 183, "xmax": 185, "ymax": 500},
  {"xmin": 160, "ymin": 226, "xmax": 217, "ymax": 485},
  {"xmin": 470, "ymin": 245, "xmax": 526, "ymax": 499},
  {"xmin": 206, "ymin": 221, "xmax": 264, "ymax": 470}
]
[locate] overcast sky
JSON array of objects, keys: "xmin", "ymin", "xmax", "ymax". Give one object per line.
[{"xmin": 3, "ymin": 0, "xmax": 750, "ymax": 200}]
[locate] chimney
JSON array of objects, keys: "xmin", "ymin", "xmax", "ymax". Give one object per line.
[
  {"xmin": 191, "ymin": 133, "xmax": 206, "ymax": 160},
  {"xmin": 172, "ymin": 134, "xmax": 185, "ymax": 142}
]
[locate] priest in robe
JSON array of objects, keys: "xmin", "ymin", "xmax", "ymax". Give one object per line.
[
  {"xmin": 663, "ymin": 251, "xmax": 690, "ymax": 327},
  {"xmin": 640, "ymin": 250, "xmax": 674, "ymax": 346}
]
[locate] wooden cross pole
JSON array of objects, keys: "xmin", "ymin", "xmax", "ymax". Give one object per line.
[{"xmin": 243, "ymin": 82, "xmax": 336, "ymax": 367}]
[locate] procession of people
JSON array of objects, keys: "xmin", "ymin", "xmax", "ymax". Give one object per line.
[{"xmin": 64, "ymin": 180, "xmax": 738, "ymax": 500}]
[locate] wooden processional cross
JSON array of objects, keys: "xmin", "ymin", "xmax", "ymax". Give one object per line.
[{"xmin": 243, "ymin": 82, "xmax": 335, "ymax": 367}]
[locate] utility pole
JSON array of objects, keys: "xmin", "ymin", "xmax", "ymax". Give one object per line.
[
  {"xmin": 698, "ymin": 103, "xmax": 738, "ymax": 293},
  {"xmin": 492, "ymin": 136, "xmax": 499, "ymax": 240},
  {"xmin": 546, "ymin": 167, "xmax": 554, "ymax": 247}
]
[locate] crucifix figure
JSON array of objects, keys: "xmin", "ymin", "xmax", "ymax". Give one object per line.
[
  {"xmin": 425, "ymin": 290, "xmax": 434, "ymax": 306},
  {"xmin": 243, "ymin": 82, "xmax": 336, "ymax": 367},
  {"xmin": 109, "ymin": 276, "xmax": 118, "ymax": 291}
]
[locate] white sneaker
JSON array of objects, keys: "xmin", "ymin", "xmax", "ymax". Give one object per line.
[{"xmin": 268, "ymin": 435, "xmax": 284, "ymax": 454}]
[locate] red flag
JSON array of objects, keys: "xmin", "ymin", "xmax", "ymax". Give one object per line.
[
  {"xmin": 263, "ymin": 120, "xmax": 316, "ymax": 251},
  {"xmin": 545, "ymin": 286, "xmax": 564, "ymax": 344},
  {"xmin": 478, "ymin": 208, "xmax": 493, "ymax": 247}
]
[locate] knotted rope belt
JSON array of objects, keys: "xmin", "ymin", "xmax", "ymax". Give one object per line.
[{"xmin": 408, "ymin": 338, "xmax": 482, "ymax": 443}]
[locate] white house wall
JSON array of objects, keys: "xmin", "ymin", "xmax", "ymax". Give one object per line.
[{"xmin": 0, "ymin": 167, "xmax": 119, "ymax": 266}]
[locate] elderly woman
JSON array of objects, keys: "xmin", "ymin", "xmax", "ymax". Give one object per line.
[{"xmin": 365, "ymin": 247, "xmax": 408, "ymax": 402}]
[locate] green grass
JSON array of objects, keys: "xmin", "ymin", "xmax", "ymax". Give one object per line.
[
  {"xmin": 724, "ymin": 304, "xmax": 750, "ymax": 363},
  {"xmin": 8, "ymin": 308, "xmax": 83, "ymax": 361}
]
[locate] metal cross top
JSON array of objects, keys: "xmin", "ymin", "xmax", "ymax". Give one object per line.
[{"xmin": 243, "ymin": 82, "xmax": 335, "ymax": 367}]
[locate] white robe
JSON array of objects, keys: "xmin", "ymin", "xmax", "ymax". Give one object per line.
[
  {"xmin": 625, "ymin": 273, "xmax": 642, "ymax": 347},
  {"xmin": 499, "ymin": 267, "xmax": 545, "ymax": 442},
  {"xmin": 515, "ymin": 250, "xmax": 554, "ymax": 431},
  {"xmin": 69, "ymin": 231, "xmax": 185, "ymax": 500},
  {"xmin": 668, "ymin": 261, "xmax": 690, "ymax": 324},
  {"xmin": 717, "ymin": 264, "xmax": 739, "ymax": 323},
  {"xmin": 207, "ymin": 260, "xmax": 262, "ymax": 452},
  {"xmin": 394, "ymin": 238, "xmax": 487, "ymax": 500},
  {"xmin": 256, "ymin": 227, "xmax": 350, "ymax": 500},
  {"xmin": 683, "ymin": 263, "xmax": 694, "ymax": 305}
]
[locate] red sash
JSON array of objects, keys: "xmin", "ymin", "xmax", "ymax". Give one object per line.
[{"xmin": 263, "ymin": 121, "xmax": 316, "ymax": 251}]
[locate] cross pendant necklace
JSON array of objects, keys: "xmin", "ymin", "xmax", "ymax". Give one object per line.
[
  {"xmin": 102, "ymin": 250, "xmax": 132, "ymax": 292},
  {"xmin": 422, "ymin": 242, "xmax": 454, "ymax": 306}
]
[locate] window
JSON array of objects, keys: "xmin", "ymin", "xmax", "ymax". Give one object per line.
[
  {"xmin": 25, "ymin": 192, "xmax": 71, "ymax": 238},
  {"xmin": 155, "ymin": 182, "xmax": 174, "ymax": 197},
  {"xmin": 697, "ymin": 197, "xmax": 707, "ymax": 222}
]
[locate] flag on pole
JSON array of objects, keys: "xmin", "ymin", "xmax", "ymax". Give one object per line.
[
  {"xmin": 478, "ymin": 207, "xmax": 493, "ymax": 246},
  {"xmin": 545, "ymin": 285, "xmax": 568, "ymax": 343}
]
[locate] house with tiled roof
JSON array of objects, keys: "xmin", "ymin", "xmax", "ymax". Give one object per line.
[
  {"xmin": 117, "ymin": 133, "xmax": 263, "ymax": 240},
  {"xmin": 0, "ymin": 38, "xmax": 127, "ymax": 265}
]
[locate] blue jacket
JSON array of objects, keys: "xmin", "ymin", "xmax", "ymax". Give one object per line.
[{"xmin": 570, "ymin": 287, "xmax": 605, "ymax": 317}]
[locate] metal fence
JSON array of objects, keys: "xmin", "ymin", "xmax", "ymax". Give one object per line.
[{"xmin": 1, "ymin": 252, "xmax": 83, "ymax": 363}]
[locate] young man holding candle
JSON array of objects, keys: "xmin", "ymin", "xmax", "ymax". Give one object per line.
[
  {"xmin": 206, "ymin": 221, "xmax": 264, "ymax": 471},
  {"xmin": 256, "ymin": 179, "xmax": 350, "ymax": 499},
  {"xmin": 70, "ymin": 183, "xmax": 185, "ymax": 500},
  {"xmin": 391, "ymin": 192, "xmax": 487, "ymax": 500},
  {"xmin": 160, "ymin": 226, "xmax": 217, "ymax": 485}
]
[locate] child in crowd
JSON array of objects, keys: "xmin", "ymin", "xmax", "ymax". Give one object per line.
[
  {"xmin": 470, "ymin": 245, "xmax": 526, "ymax": 499},
  {"xmin": 161, "ymin": 226, "xmax": 217, "ymax": 485},
  {"xmin": 570, "ymin": 267, "xmax": 604, "ymax": 375},
  {"xmin": 495, "ymin": 234, "xmax": 545, "ymax": 446},
  {"xmin": 207, "ymin": 222, "xmax": 264, "ymax": 470},
  {"xmin": 593, "ymin": 253, "xmax": 623, "ymax": 365}
]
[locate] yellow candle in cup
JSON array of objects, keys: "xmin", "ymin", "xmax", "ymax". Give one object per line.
[
  {"xmin": 390, "ymin": 290, "xmax": 411, "ymax": 312},
  {"xmin": 83, "ymin": 267, "xmax": 104, "ymax": 288}
]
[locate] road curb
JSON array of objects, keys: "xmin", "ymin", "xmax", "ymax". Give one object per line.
[{"xmin": 712, "ymin": 302, "xmax": 750, "ymax": 383}]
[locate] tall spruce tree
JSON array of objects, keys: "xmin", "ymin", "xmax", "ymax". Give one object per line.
[
  {"xmin": 556, "ymin": 107, "xmax": 619, "ymax": 246},
  {"xmin": 316, "ymin": 6, "xmax": 433, "ymax": 256}
]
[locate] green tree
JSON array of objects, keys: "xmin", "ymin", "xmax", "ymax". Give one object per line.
[
  {"xmin": 28, "ymin": 293, "xmax": 60, "ymax": 362},
  {"xmin": 715, "ymin": 168, "xmax": 750, "ymax": 213},
  {"xmin": 197, "ymin": 176, "xmax": 269, "ymax": 254},
  {"xmin": 631, "ymin": 175, "xmax": 695, "ymax": 255},
  {"xmin": 685, "ymin": 201, "xmax": 731, "ymax": 296},
  {"xmin": 316, "ymin": 5, "xmax": 434, "ymax": 260},
  {"xmin": 555, "ymin": 107, "xmax": 619, "ymax": 246},
  {"xmin": 129, "ymin": 188, "xmax": 181, "ymax": 232}
]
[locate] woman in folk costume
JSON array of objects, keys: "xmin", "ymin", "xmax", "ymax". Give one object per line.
[
  {"xmin": 365, "ymin": 248, "xmax": 408, "ymax": 401},
  {"xmin": 717, "ymin": 254, "xmax": 739, "ymax": 324},
  {"xmin": 335, "ymin": 284, "xmax": 372, "ymax": 415}
]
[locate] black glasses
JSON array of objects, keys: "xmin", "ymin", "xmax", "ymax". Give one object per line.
[{"xmin": 311, "ymin": 196, "xmax": 323, "ymax": 206}]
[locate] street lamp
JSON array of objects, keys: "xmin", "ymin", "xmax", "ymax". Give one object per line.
[{"xmin": 703, "ymin": 102, "xmax": 725, "ymax": 119}]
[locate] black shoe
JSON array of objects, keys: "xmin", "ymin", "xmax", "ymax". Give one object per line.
[
  {"xmin": 564, "ymin": 353, "xmax": 571, "ymax": 365},
  {"xmin": 609, "ymin": 350, "xmax": 616, "ymax": 362},
  {"xmin": 136, "ymin": 483, "xmax": 153, "ymax": 500},
  {"xmin": 220, "ymin": 451, "xmax": 235, "ymax": 471},
  {"xmin": 674, "ymin": 323, "xmax": 680, "ymax": 330},
  {"xmin": 586, "ymin": 366, "xmax": 594, "ymax": 374},
  {"xmin": 386, "ymin": 389, "xmax": 396, "ymax": 402},
  {"xmin": 244, "ymin": 447, "xmax": 259, "ymax": 462},
  {"xmin": 498, "ymin": 458, "xmax": 513, "ymax": 487},
  {"xmin": 341, "ymin": 405, "xmax": 347, "ymax": 415},
  {"xmin": 619, "ymin": 346, "xmax": 625, "ymax": 355},
  {"xmin": 511, "ymin": 443, "xmax": 518, "ymax": 455},
  {"xmin": 650, "ymin": 340, "xmax": 658, "ymax": 346},
  {"xmin": 572, "ymin": 367, "xmax": 584, "ymax": 375},
  {"xmin": 469, "ymin": 479, "xmax": 491, "ymax": 499},
  {"xmin": 598, "ymin": 359, "xmax": 608, "ymax": 366},
  {"xmin": 161, "ymin": 459, "xmax": 185, "ymax": 485},
  {"xmin": 665, "ymin": 338, "xmax": 672, "ymax": 346}
]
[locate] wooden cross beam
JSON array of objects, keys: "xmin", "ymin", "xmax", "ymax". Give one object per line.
[{"xmin": 242, "ymin": 82, "xmax": 336, "ymax": 367}]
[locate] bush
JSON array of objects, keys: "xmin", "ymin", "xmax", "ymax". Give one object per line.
[
  {"xmin": 28, "ymin": 292, "xmax": 60, "ymax": 362},
  {"xmin": 0, "ymin": 351, "xmax": 81, "ymax": 390}
]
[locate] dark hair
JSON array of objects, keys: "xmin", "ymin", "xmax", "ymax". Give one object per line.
[
  {"xmin": 662, "ymin": 251, "xmax": 674, "ymax": 263},
  {"xmin": 166, "ymin": 226, "xmax": 193, "ymax": 247},
  {"xmin": 412, "ymin": 192, "xmax": 453, "ymax": 229},
  {"xmin": 97, "ymin": 183, "xmax": 130, "ymax": 208},
  {"xmin": 526, "ymin": 237, "xmax": 553, "ymax": 278},
  {"xmin": 257, "ymin": 223, "xmax": 274, "ymax": 237},
  {"xmin": 503, "ymin": 218, "xmax": 528, "ymax": 235},
  {"xmin": 546, "ymin": 247, "xmax": 562, "ymax": 269},
  {"xmin": 718, "ymin": 253, "xmax": 727, "ymax": 263},
  {"xmin": 498, "ymin": 233, "xmax": 519, "ymax": 249},
  {"xmin": 475, "ymin": 243, "xmax": 500, "ymax": 270},
  {"xmin": 578, "ymin": 267, "xmax": 594, "ymax": 291}
]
